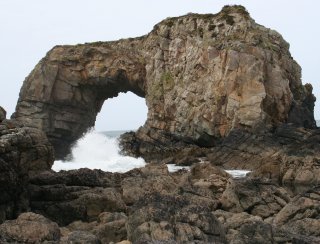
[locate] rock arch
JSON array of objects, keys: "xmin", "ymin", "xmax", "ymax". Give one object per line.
[
  {"xmin": 14, "ymin": 45, "xmax": 146, "ymax": 158},
  {"xmin": 14, "ymin": 5, "xmax": 316, "ymax": 159}
]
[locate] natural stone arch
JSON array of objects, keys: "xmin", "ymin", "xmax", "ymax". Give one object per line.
[
  {"xmin": 15, "ymin": 45, "xmax": 146, "ymax": 158},
  {"xmin": 14, "ymin": 5, "xmax": 316, "ymax": 159}
]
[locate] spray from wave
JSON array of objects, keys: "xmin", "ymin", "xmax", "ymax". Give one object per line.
[
  {"xmin": 52, "ymin": 130, "xmax": 252, "ymax": 177},
  {"xmin": 52, "ymin": 130, "xmax": 146, "ymax": 173}
]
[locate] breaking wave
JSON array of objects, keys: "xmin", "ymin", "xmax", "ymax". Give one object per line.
[{"xmin": 52, "ymin": 130, "xmax": 146, "ymax": 173}]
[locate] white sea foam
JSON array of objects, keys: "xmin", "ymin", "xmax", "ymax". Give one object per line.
[
  {"xmin": 52, "ymin": 130, "xmax": 253, "ymax": 176},
  {"xmin": 225, "ymin": 170, "xmax": 251, "ymax": 178},
  {"xmin": 52, "ymin": 130, "xmax": 146, "ymax": 173},
  {"xmin": 167, "ymin": 164, "xmax": 190, "ymax": 172}
]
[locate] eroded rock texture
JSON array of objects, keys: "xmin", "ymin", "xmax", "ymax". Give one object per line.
[
  {"xmin": 0, "ymin": 162, "xmax": 315, "ymax": 243},
  {"xmin": 14, "ymin": 5, "xmax": 316, "ymax": 159},
  {"xmin": 0, "ymin": 113, "xmax": 54, "ymax": 223},
  {"xmin": 0, "ymin": 212, "xmax": 60, "ymax": 243}
]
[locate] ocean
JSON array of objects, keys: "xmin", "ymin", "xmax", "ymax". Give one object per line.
[
  {"xmin": 52, "ymin": 129, "xmax": 251, "ymax": 177},
  {"xmin": 52, "ymin": 129, "xmax": 146, "ymax": 173}
]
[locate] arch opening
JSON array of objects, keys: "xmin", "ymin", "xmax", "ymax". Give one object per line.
[
  {"xmin": 95, "ymin": 91, "xmax": 148, "ymax": 132},
  {"xmin": 52, "ymin": 91, "xmax": 148, "ymax": 172}
]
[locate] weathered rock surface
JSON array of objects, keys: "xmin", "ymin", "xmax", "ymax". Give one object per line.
[
  {"xmin": 185, "ymin": 124, "xmax": 320, "ymax": 188},
  {"xmin": 0, "ymin": 106, "xmax": 6, "ymax": 123},
  {"xmin": 0, "ymin": 114, "xmax": 54, "ymax": 223},
  {"xmin": 273, "ymin": 186, "xmax": 320, "ymax": 237},
  {"xmin": 0, "ymin": 162, "xmax": 319, "ymax": 243},
  {"xmin": 0, "ymin": 212, "xmax": 60, "ymax": 243},
  {"xmin": 25, "ymin": 164, "xmax": 228, "ymax": 243},
  {"xmin": 14, "ymin": 5, "xmax": 316, "ymax": 159},
  {"xmin": 220, "ymin": 178, "xmax": 291, "ymax": 218},
  {"xmin": 60, "ymin": 230, "xmax": 101, "ymax": 244},
  {"xmin": 29, "ymin": 169, "xmax": 126, "ymax": 226},
  {"xmin": 214, "ymin": 210, "xmax": 320, "ymax": 244},
  {"xmin": 2, "ymin": 4, "xmax": 320, "ymax": 244},
  {"xmin": 65, "ymin": 212, "xmax": 128, "ymax": 244},
  {"xmin": 214, "ymin": 210, "xmax": 273, "ymax": 244},
  {"xmin": 127, "ymin": 193, "xmax": 226, "ymax": 243}
]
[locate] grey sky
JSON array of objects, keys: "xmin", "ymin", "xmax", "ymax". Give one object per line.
[{"xmin": 1, "ymin": 0, "xmax": 319, "ymax": 131}]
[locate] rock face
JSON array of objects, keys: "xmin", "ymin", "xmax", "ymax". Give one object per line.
[
  {"xmin": 14, "ymin": 5, "xmax": 316, "ymax": 159},
  {"xmin": 0, "ymin": 106, "xmax": 6, "ymax": 123},
  {"xmin": 28, "ymin": 168, "xmax": 126, "ymax": 226},
  {"xmin": 126, "ymin": 193, "xmax": 226, "ymax": 243},
  {"xmin": 0, "ymin": 212, "xmax": 60, "ymax": 243},
  {"xmin": 273, "ymin": 186, "xmax": 320, "ymax": 238},
  {"xmin": 0, "ymin": 115, "xmax": 54, "ymax": 223}
]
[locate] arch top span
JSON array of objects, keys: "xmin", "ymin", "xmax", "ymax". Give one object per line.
[{"xmin": 14, "ymin": 43, "xmax": 147, "ymax": 158}]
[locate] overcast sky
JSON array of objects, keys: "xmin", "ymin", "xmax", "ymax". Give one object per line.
[{"xmin": 0, "ymin": 0, "xmax": 319, "ymax": 131}]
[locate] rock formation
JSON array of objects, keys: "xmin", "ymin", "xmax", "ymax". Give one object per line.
[
  {"xmin": 0, "ymin": 106, "xmax": 6, "ymax": 123},
  {"xmin": 0, "ymin": 212, "xmax": 60, "ymax": 243},
  {"xmin": 1, "ymin": 161, "xmax": 319, "ymax": 243},
  {"xmin": 14, "ymin": 5, "xmax": 316, "ymax": 159},
  {"xmin": 0, "ymin": 112, "xmax": 54, "ymax": 224},
  {"xmin": 1, "ymin": 4, "xmax": 320, "ymax": 244}
]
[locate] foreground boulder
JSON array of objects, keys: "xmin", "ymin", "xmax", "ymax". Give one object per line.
[
  {"xmin": 273, "ymin": 186, "xmax": 320, "ymax": 238},
  {"xmin": 0, "ymin": 106, "xmax": 5, "ymax": 123},
  {"xmin": 126, "ymin": 193, "xmax": 226, "ymax": 243},
  {"xmin": 0, "ymin": 114, "xmax": 54, "ymax": 223},
  {"xmin": 29, "ymin": 169, "xmax": 126, "ymax": 226},
  {"xmin": 220, "ymin": 178, "xmax": 291, "ymax": 218},
  {"xmin": 0, "ymin": 212, "xmax": 60, "ymax": 243},
  {"xmin": 13, "ymin": 5, "xmax": 316, "ymax": 159},
  {"xmin": 214, "ymin": 210, "xmax": 320, "ymax": 244},
  {"xmin": 64, "ymin": 212, "xmax": 128, "ymax": 243}
]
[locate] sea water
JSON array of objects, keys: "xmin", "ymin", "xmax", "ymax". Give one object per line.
[
  {"xmin": 52, "ymin": 130, "xmax": 250, "ymax": 177},
  {"xmin": 52, "ymin": 130, "xmax": 146, "ymax": 173}
]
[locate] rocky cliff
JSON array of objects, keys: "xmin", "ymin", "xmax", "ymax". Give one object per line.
[
  {"xmin": 1, "ymin": 5, "xmax": 320, "ymax": 243},
  {"xmin": 14, "ymin": 5, "xmax": 316, "ymax": 159}
]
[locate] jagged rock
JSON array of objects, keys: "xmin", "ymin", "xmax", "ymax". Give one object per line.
[
  {"xmin": 60, "ymin": 231, "xmax": 101, "ymax": 244},
  {"xmin": 0, "ymin": 212, "xmax": 60, "ymax": 243},
  {"xmin": 0, "ymin": 116, "xmax": 54, "ymax": 223},
  {"xmin": 220, "ymin": 178, "xmax": 291, "ymax": 218},
  {"xmin": 26, "ymin": 164, "xmax": 226, "ymax": 242},
  {"xmin": 13, "ymin": 5, "xmax": 316, "ymax": 159},
  {"xmin": 29, "ymin": 183, "xmax": 126, "ymax": 226},
  {"xmin": 281, "ymin": 156, "xmax": 320, "ymax": 189},
  {"xmin": 189, "ymin": 162, "xmax": 230, "ymax": 200},
  {"xmin": 65, "ymin": 212, "xmax": 128, "ymax": 243},
  {"xmin": 273, "ymin": 186, "xmax": 320, "ymax": 237},
  {"xmin": 4, "ymin": 151, "xmax": 320, "ymax": 242},
  {"xmin": 214, "ymin": 210, "xmax": 273, "ymax": 244},
  {"xmin": 0, "ymin": 106, "xmax": 5, "ymax": 123},
  {"xmin": 121, "ymin": 163, "xmax": 220, "ymax": 210},
  {"xmin": 126, "ymin": 193, "xmax": 227, "ymax": 243},
  {"xmin": 121, "ymin": 163, "xmax": 178, "ymax": 204},
  {"xmin": 214, "ymin": 209, "xmax": 320, "ymax": 244},
  {"xmin": 29, "ymin": 169, "xmax": 126, "ymax": 226}
]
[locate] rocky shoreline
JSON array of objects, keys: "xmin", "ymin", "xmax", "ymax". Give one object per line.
[
  {"xmin": 1, "ymin": 5, "xmax": 320, "ymax": 244},
  {"xmin": 1, "ymin": 105, "xmax": 319, "ymax": 243}
]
